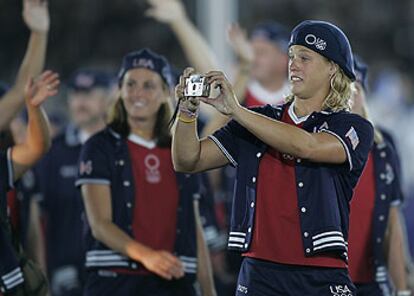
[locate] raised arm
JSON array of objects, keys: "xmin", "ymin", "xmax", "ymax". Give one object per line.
[
  {"xmin": 0, "ymin": 0, "xmax": 49, "ymax": 130},
  {"xmin": 11, "ymin": 70, "xmax": 59, "ymax": 181},
  {"xmin": 146, "ymin": 0, "xmax": 219, "ymax": 73},
  {"xmin": 81, "ymin": 183, "xmax": 184, "ymax": 280},
  {"xmin": 227, "ymin": 23, "xmax": 254, "ymax": 103},
  {"xmin": 201, "ymin": 24, "xmax": 253, "ymax": 137}
]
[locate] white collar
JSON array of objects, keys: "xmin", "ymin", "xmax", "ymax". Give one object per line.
[
  {"xmin": 78, "ymin": 130, "xmax": 91, "ymax": 144},
  {"xmin": 288, "ymin": 102, "xmax": 309, "ymax": 124},
  {"xmin": 247, "ymin": 80, "xmax": 290, "ymax": 105},
  {"xmin": 128, "ymin": 133, "xmax": 156, "ymax": 149}
]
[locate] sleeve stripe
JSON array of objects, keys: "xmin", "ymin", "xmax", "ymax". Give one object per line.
[
  {"xmin": 320, "ymin": 129, "xmax": 353, "ymax": 171},
  {"xmin": 208, "ymin": 135, "xmax": 238, "ymax": 167},
  {"xmin": 75, "ymin": 179, "xmax": 111, "ymax": 187},
  {"xmin": 390, "ymin": 200, "xmax": 402, "ymax": 207},
  {"xmin": 6, "ymin": 148, "xmax": 14, "ymax": 189}
]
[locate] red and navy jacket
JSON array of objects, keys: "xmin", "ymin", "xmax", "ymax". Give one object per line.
[
  {"xmin": 0, "ymin": 149, "xmax": 24, "ymax": 293},
  {"xmin": 370, "ymin": 132, "xmax": 404, "ymax": 283},
  {"xmin": 75, "ymin": 127, "xmax": 213, "ymax": 280},
  {"xmin": 209, "ymin": 103, "xmax": 374, "ymax": 261}
]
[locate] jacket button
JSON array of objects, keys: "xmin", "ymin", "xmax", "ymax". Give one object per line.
[
  {"xmin": 296, "ymin": 158, "xmax": 302, "ymax": 163},
  {"xmin": 298, "ymin": 182, "xmax": 304, "ymax": 188},
  {"xmin": 252, "ymin": 177, "xmax": 256, "ymax": 183},
  {"xmin": 250, "ymin": 202, "xmax": 255, "ymax": 208},
  {"xmin": 126, "ymin": 202, "xmax": 132, "ymax": 208},
  {"xmin": 380, "ymin": 173, "xmax": 385, "ymax": 180},
  {"xmin": 244, "ymin": 243, "xmax": 248, "ymax": 248},
  {"xmin": 131, "ymin": 263, "xmax": 138, "ymax": 269},
  {"xmin": 119, "ymin": 160, "xmax": 125, "ymax": 166},
  {"xmin": 256, "ymin": 152, "xmax": 262, "ymax": 158},
  {"xmin": 306, "ymin": 248, "xmax": 311, "ymax": 253},
  {"xmin": 380, "ymin": 152, "xmax": 386, "ymax": 158},
  {"xmin": 123, "ymin": 181, "xmax": 130, "ymax": 186},
  {"xmin": 301, "ymin": 207, "xmax": 307, "ymax": 213},
  {"xmin": 248, "ymin": 227, "xmax": 252, "ymax": 233},
  {"xmin": 379, "ymin": 215, "xmax": 385, "ymax": 221},
  {"xmin": 381, "ymin": 194, "xmax": 386, "ymax": 200},
  {"xmin": 303, "ymin": 232, "xmax": 309, "ymax": 238},
  {"xmin": 376, "ymin": 237, "xmax": 382, "ymax": 243},
  {"xmin": 176, "ymin": 229, "xmax": 181, "ymax": 234}
]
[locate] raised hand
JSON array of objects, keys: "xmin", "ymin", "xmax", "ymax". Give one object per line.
[
  {"xmin": 145, "ymin": 0, "xmax": 187, "ymax": 25},
  {"xmin": 25, "ymin": 70, "xmax": 59, "ymax": 107},
  {"xmin": 23, "ymin": 0, "xmax": 50, "ymax": 33},
  {"xmin": 227, "ymin": 23, "xmax": 254, "ymax": 63},
  {"xmin": 140, "ymin": 248, "xmax": 184, "ymax": 280}
]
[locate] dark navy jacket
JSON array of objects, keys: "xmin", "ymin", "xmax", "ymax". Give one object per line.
[
  {"xmin": 33, "ymin": 125, "xmax": 86, "ymax": 277},
  {"xmin": 75, "ymin": 127, "xmax": 210, "ymax": 281},
  {"xmin": 209, "ymin": 103, "xmax": 374, "ymax": 261},
  {"xmin": 370, "ymin": 135, "xmax": 403, "ymax": 283},
  {"xmin": 0, "ymin": 149, "xmax": 24, "ymax": 293}
]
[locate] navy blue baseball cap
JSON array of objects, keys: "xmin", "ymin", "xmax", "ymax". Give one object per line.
[
  {"xmin": 289, "ymin": 20, "xmax": 356, "ymax": 81},
  {"xmin": 68, "ymin": 69, "xmax": 113, "ymax": 92},
  {"xmin": 0, "ymin": 81, "xmax": 10, "ymax": 98},
  {"xmin": 353, "ymin": 55, "xmax": 368, "ymax": 91},
  {"xmin": 251, "ymin": 21, "xmax": 290, "ymax": 51},
  {"xmin": 117, "ymin": 48, "xmax": 173, "ymax": 88}
]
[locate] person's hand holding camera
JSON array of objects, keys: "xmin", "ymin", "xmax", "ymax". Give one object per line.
[
  {"xmin": 176, "ymin": 68, "xmax": 242, "ymax": 121},
  {"xmin": 175, "ymin": 67, "xmax": 200, "ymax": 121},
  {"xmin": 201, "ymin": 70, "xmax": 242, "ymax": 117}
]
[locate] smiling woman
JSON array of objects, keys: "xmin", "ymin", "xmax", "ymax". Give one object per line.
[
  {"xmin": 108, "ymin": 49, "xmax": 173, "ymax": 147},
  {"xmin": 76, "ymin": 48, "xmax": 214, "ymax": 296}
]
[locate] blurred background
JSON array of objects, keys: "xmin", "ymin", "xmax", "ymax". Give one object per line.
[{"xmin": 1, "ymin": 0, "xmax": 414, "ymax": 281}]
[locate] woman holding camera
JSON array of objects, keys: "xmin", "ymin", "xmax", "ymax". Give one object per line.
[
  {"xmin": 173, "ymin": 20, "xmax": 374, "ymax": 295},
  {"xmin": 76, "ymin": 48, "xmax": 214, "ymax": 296}
]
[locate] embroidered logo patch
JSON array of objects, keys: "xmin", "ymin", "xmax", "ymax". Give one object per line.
[
  {"xmin": 329, "ymin": 284, "xmax": 353, "ymax": 296},
  {"xmin": 132, "ymin": 58, "xmax": 155, "ymax": 70},
  {"xmin": 345, "ymin": 126, "xmax": 359, "ymax": 150},
  {"xmin": 237, "ymin": 284, "xmax": 248, "ymax": 294},
  {"xmin": 384, "ymin": 163, "xmax": 395, "ymax": 185},
  {"xmin": 79, "ymin": 160, "xmax": 93, "ymax": 175},
  {"xmin": 305, "ymin": 34, "xmax": 327, "ymax": 50},
  {"xmin": 144, "ymin": 154, "xmax": 161, "ymax": 183}
]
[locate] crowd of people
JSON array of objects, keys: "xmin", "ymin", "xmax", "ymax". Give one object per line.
[{"xmin": 1, "ymin": 0, "xmax": 413, "ymax": 295}]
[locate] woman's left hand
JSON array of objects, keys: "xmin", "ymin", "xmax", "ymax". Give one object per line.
[{"xmin": 201, "ymin": 71, "xmax": 241, "ymax": 116}]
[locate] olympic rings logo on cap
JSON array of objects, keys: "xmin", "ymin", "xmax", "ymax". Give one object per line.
[{"xmin": 305, "ymin": 34, "xmax": 327, "ymax": 51}]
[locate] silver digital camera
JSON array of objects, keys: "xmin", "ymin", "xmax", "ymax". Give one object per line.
[{"xmin": 184, "ymin": 74, "xmax": 210, "ymax": 97}]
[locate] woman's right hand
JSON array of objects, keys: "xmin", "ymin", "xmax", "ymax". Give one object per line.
[
  {"xmin": 175, "ymin": 67, "xmax": 200, "ymax": 118},
  {"xmin": 23, "ymin": 0, "xmax": 50, "ymax": 33},
  {"xmin": 140, "ymin": 247, "xmax": 184, "ymax": 280},
  {"xmin": 146, "ymin": 0, "xmax": 187, "ymax": 26}
]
